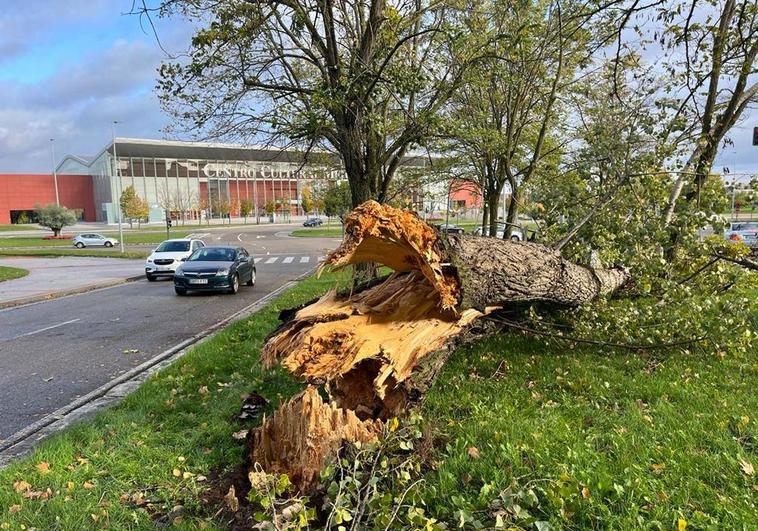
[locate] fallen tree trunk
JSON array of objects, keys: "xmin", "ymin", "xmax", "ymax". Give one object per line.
[{"xmin": 250, "ymin": 201, "xmax": 630, "ymax": 491}]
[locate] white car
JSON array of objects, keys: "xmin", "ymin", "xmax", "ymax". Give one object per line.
[
  {"xmin": 472, "ymin": 224, "xmax": 524, "ymax": 241},
  {"xmin": 145, "ymin": 238, "xmax": 205, "ymax": 281},
  {"xmin": 73, "ymin": 233, "xmax": 119, "ymax": 248}
]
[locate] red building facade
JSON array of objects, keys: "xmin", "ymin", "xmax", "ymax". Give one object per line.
[{"xmin": 0, "ymin": 174, "xmax": 96, "ymax": 224}]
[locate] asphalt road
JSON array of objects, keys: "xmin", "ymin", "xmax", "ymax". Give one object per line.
[{"xmin": 0, "ymin": 225, "xmax": 338, "ymax": 441}]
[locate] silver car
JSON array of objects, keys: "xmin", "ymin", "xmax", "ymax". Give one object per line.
[
  {"xmin": 73, "ymin": 233, "xmax": 119, "ymax": 248},
  {"xmin": 472, "ymin": 223, "xmax": 524, "ymax": 241}
]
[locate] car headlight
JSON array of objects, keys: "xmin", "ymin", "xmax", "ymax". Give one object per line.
[
  {"xmin": 216, "ymin": 269, "xmax": 230, "ymax": 276},
  {"xmin": 175, "ymin": 268, "xmax": 184, "ymax": 277}
]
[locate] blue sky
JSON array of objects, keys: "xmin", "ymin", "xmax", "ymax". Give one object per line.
[
  {"xmin": 0, "ymin": 2, "xmax": 755, "ymax": 177},
  {"xmin": 0, "ymin": 1, "xmax": 193, "ymax": 172}
]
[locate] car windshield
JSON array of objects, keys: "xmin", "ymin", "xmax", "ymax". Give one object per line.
[
  {"xmin": 156, "ymin": 241, "xmax": 191, "ymax": 252},
  {"xmin": 187, "ymin": 248, "xmax": 236, "ymax": 262}
]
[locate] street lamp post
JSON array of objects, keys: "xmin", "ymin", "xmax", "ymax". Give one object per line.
[
  {"xmin": 111, "ymin": 121, "xmax": 125, "ymax": 253},
  {"xmin": 50, "ymin": 139, "xmax": 60, "ymax": 206}
]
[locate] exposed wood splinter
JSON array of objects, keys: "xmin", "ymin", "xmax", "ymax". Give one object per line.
[{"xmin": 249, "ymin": 386, "xmax": 381, "ymax": 491}]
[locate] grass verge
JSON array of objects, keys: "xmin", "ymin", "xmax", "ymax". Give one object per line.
[
  {"xmin": 418, "ymin": 294, "xmax": 758, "ymax": 528},
  {"xmin": 0, "ymin": 270, "xmax": 350, "ymax": 530},
  {"xmin": 290, "ymin": 226, "xmax": 344, "ymax": 238},
  {"xmin": 0, "ymin": 232, "xmax": 190, "ymax": 248},
  {"xmin": 0, "ymin": 266, "xmax": 29, "ymax": 282},
  {"xmin": 0, "ymin": 249, "xmax": 149, "ymax": 260},
  {"xmin": 0, "ymin": 225, "xmax": 36, "ymax": 233}
]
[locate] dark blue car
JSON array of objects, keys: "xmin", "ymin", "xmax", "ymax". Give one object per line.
[
  {"xmin": 173, "ymin": 246, "xmax": 256, "ymax": 296},
  {"xmin": 303, "ymin": 218, "xmax": 323, "ymax": 227}
]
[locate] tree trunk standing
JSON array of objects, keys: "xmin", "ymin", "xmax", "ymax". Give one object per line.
[
  {"xmin": 504, "ymin": 184, "xmax": 519, "ymax": 239},
  {"xmin": 481, "ymin": 202, "xmax": 489, "ymax": 235},
  {"xmin": 487, "ymin": 193, "xmax": 500, "ymax": 237},
  {"xmin": 251, "ymin": 201, "xmax": 630, "ymax": 490}
]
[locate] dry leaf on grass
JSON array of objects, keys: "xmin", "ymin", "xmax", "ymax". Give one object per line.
[
  {"xmin": 8, "ymin": 504, "xmax": 22, "ymax": 514},
  {"xmin": 36, "ymin": 462, "xmax": 50, "ymax": 474},
  {"xmin": 224, "ymin": 485, "xmax": 239, "ymax": 513},
  {"xmin": 467, "ymin": 447, "xmax": 481, "ymax": 459},
  {"xmin": 13, "ymin": 480, "xmax": 31, "ymax": 493},
  {"xmin": 739, "ymin": 458, "xmax": 754, "ymax": 476}
]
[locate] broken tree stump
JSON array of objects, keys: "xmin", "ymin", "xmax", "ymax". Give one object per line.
[{"xmin": 249, "ymin": 201, "xmax": 630, "ymax": 491}]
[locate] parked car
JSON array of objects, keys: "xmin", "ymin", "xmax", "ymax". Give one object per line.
[
  {"xmin": 303, "ymin": 218, "xmax": 323, "ymax": 227},
  {"xmin": 437, "ymin": 223, "xmax": 465, "ymax": 234},
  {"xmin": 472, "ymin": 224, "xmax": 524, "ymax": 241},
  {"xmin": 73, "ymin": 233, "xmax": 119, "ymax": 248},
  {"xmin": 173, "ymin": 246, "xmax": 256, "ymax": 296},
  {"xmin": 145, "ymin": 238, "xmax": 206, "ymax": 281},
  {"xmin": 725, "ymin": 221, "xmax": 758, "ymax": 247}
]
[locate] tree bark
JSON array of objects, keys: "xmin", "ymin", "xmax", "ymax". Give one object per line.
[{"xmin": 250, "ymin": 201, "xmax": 629, "ymax": 490}]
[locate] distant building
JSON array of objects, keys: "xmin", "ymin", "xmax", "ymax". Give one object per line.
[
  {"xmin": 56, "ymin": 138, "xmax": 349, "ymax": 223},
  {"xmin": 1, "ymin": 137, "xmax": 438, "ymax": 225}
]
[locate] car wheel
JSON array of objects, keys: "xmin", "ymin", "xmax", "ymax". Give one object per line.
[
  {"xmin": 75, "ymin": 242, "xmax": 85, "ymax": 248},
  {"xmin": 104, "ymin": 241, "xmax": 113, "ymax": 248},
  {"xmin": 510, "ymin": 235, "xmax": 521, "ymax": 242},
  {"xmin": 246, "ymin": 269, "xmax": 256, "ymax": 286},
  {"xmin": 146, "ymin": 274, "xmax": 156, "ymax": 282},
  {"xmin": 228, "ymin": 274, "xmax": 240, "ymax": 294},
  {"xmin": 174, "ymin": 287, "xmax": 187, "ymax": 296}
]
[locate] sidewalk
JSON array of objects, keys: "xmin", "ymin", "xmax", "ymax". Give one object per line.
[{"xmin": 0, "ymin": 256, "xmax": 145, "ymax": 307}]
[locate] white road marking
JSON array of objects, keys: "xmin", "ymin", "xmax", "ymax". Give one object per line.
[
  {"xmin": 254, "ymin": 258, "xmax": 262, "ymax": 263},
  {"xmin": 264, "ymin": 257, "xmax": 279, "ymax": 264},
  {"xmin": 12, "ymin": 319, "xmax": 81, "ymax": 340},
  {"xmin": 300, "ymin": 256, "xmax": 310, "ymax": 263},
  {"xmin": 318, "ymin": 255, "xmax": 325, "ymax": 262},
  {"xmin": 237, "ymin": 233, "xmax": 243, "ymax": 242},
  {"xmin": 282, "ymin": 256, "xmax": 294, "ymax": 264}
]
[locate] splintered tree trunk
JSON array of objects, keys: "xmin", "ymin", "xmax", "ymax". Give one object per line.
[{"xmin": 249, "ymin": 201, "xmax": 629, "ymax": 491}]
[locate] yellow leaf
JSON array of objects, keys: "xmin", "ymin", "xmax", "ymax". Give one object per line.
[
  {"xmin": 651, "ymin": 463, "xmax": 666, "ymax": 475},
  {"xmin": 581, "ymin": 486, "xmax": 590, "ymax": 499},
  {"xmin": 172, "ymin": 469, "xmax": 182, "ymax": 477},
  {"xmin": 199, "ymin": 386, "xmax": 209, "ymax": 396},
  {"xmin": 36, "ymin": 462, "xmax": 50, "ymax": 474},
  {"xmin": 224, "ymin": 485, "xmax": 239, "ymax": 513},
  {"xmin": 182, "ymin": 471, "xmax": 194, "ymax": 480},
  {"xmin": 739, "ymin": 458, "xmax": 754, "ymax": 476},
  {"xmin": 82, "ymin": 481, "xmax": 95, "ymax": 489},
  {"xmin": 467, "ymin": 447, "xmax": 481, "ymax": 459},
  {"xmin": 13, "ymin": 481, "xmax": 31, "ymax": 493},
  {"xmin": 388, "ymin": 417, "xmax": 399, "ymax": 432},
  {"xmin": 677, "ymin": 518, "xmax": 687, "ymax": 531},
  {"xmin": 8, "ymin": 505, "xmax": 22, "ymax": 514}
]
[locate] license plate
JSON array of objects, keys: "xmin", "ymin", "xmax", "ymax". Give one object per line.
[
  {"xmin": 157, "ymin": 267, "xmax": 169, "ymax": 271},
  {"xmin": 189, "ymin": 279, "xmax": 208, "ymax": 284}
]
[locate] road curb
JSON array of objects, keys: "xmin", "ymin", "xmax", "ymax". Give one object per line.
[
  {"xmin": 0, "ymin": 268, "xmax": 315, "ymax": 467},
  {"xmin": 0, "ymin": 274, "xmax": 145, "ymax": 310}
]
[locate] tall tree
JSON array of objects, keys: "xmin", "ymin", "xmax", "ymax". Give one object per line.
[
  {"xmin": 655, "ymin": 0, "xmax": 758, "ymax": 225},
  {"xmin": 149, "ymin": 0, "xmax": 478, "ymax": 208},
  {"xmin": 447, "ymin": 0, "xmax": 584, "ymax": 238}
]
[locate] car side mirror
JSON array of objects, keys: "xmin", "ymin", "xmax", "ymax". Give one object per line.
[{"xmin": 180, "ymin": 257, "xmax": 187, "ymax": 262}]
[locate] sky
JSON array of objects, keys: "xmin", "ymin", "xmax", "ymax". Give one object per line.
[
  {"xmin": 0, "ymin": 1, "xmax": 755, "ymax": 177},
  {"xmin": 0, "ymin": 1, "xmax": 195, "ymax": 173}
]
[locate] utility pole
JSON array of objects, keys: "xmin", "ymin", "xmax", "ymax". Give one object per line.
[
  {"xmin": 50, "ymin": 139, "xmax": 59, "ymax": 205},
  {"xmin": 111, "ymin": 121, "xmax": 125, "ymax": 253}
]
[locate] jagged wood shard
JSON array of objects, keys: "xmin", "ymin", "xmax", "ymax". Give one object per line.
[
  {"xmin": 248, "ymin": 386, "xmax": 382, "ymax": 491},
  {"xmin": 251, "ymin": 201, "xmax": 631, "ymax": 490}
]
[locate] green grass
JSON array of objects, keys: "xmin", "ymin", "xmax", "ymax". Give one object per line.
[
  {"xmin": 291, "ymin": 226, "xmax": 345, "ymax": 238},
  {"xmin": 0, "ymin": 265, "xmax": 29, "ymax": 282},
  {"xmin": 0, "ymin": 225, "xmax": 36, "ymax": 232},
  {"xmin": 0, "ymin": 249, "xmax": 149, "ymax": 259},
  {"xmin": 0, "ymin": 231, "xmax": 190, "ymax": 248},
  {"xmin": 419, "ymin": 297, "xmax": 758, "ymax": 529},
  {"xmin": 0, "ymin": 271, "xmax": 350, "ymax": 530}
]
